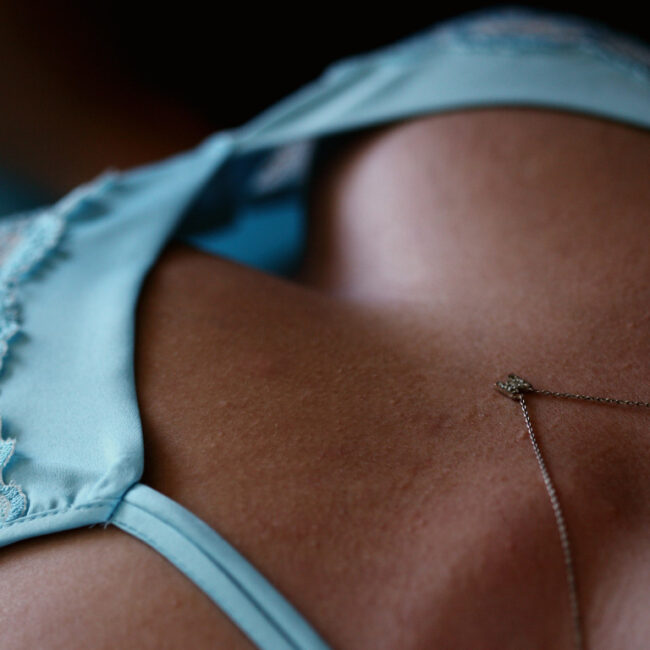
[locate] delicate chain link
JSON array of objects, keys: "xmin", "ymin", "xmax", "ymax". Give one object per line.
[
  {"xmin": 495, "ymin": 373, "xmax": 650, "ymax": 650},
  {"xmin": 530, "ymin": 389, "xmax": 650, "ymax": 409},
  {"xmin": 519, "ymin": 394, "xmax": 583, "ymax": 650}
]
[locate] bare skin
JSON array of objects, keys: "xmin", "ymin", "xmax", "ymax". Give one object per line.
[{"xmin": 1, "ymin": 109, "xmax": 649, "ymax": 649}]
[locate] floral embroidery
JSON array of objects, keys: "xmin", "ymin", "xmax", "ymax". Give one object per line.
[
  {"xmin": 0, "ymin": 429, "xmax": 26, "ymax": 523},
  {"xmin": 0, "ymin": 170, "xmax": 119, "ymax": 526},
  {"xmin": 0, "ymin": 209, "xmax": 67, "ymax": 524}
]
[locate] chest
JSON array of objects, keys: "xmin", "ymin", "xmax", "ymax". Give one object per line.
[{"xmin": 133, "ymin": 240, "xmax": 650, "ymax": 650}]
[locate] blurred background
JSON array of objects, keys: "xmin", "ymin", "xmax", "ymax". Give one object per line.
[{"xmin": 0, "ymin": 2, "xmax": 648, "ymax": 214}]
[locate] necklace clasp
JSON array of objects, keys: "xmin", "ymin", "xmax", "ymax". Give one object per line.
[{"xmin": 495, "ymin": 373, "xmax": 534, "ymax": 400}]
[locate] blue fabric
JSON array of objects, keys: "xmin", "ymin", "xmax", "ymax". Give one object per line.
[
  {"xmin": 0, "ymin": 7, "xmax": 648, "ymax": 649},
  {"xmin": 112, "ymin": 484, "xmax": 330, "ymax": 650}
]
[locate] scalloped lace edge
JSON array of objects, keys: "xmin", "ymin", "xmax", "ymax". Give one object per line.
[{"xmin": 0, "ymin": 170, "xmax": 119, "ymax": 526}]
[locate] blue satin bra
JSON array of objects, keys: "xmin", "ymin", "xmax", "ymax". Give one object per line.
[{"xmin": 0, "ymin": 7, "xmax": 648, "ymax": 649}]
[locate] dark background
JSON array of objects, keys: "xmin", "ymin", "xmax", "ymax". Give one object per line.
[
  {"xmin": 0, "ymin": 2, "xmax": 647, "ymax": 200},
  {"xmin": 39, "ymin": 2, "xmax": 650, "ymax": 129}
]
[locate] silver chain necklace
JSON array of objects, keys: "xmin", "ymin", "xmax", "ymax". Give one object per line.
[{"xmin": 495, "ymin": 374, "xmax": 650, "ymax": 650}]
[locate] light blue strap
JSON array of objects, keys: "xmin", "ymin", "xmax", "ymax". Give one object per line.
[{"xmin": 110, "ymin": 483, "xmax": 331, "ymax": 650}]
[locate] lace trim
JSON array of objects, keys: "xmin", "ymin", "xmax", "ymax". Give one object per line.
[
  {"xmin": 0, "ymin": 434, "xmax": 26, "ymax": 522},
  {"xmin": 0, "ymin": 210, "xmax": 67, "ymax": 359},
  {"xmin": 0, "ymin": 170, "xmax": 119, "ymax": 526},
  {"xmin": 324, "ymin": 7, "xmax": 650, "ymax": 82}
]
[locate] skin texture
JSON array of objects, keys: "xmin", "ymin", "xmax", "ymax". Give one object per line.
[{"xmin": 0, "ymin": 108, "xmax": 649, "ymax": 649}]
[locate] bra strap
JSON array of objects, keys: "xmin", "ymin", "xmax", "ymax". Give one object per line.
[{"xmin": 110, "ymin": 483, "xmax": 331, "ymax": 650}]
